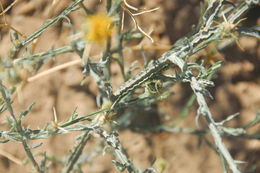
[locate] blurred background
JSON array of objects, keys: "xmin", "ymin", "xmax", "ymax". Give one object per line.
[{"xmin": 0, "ymin": 0, "xmax": 259, "ymax": 172}]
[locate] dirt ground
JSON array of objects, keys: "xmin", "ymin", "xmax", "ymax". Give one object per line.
[{"xmin": 0, "ymin": 0, "xmax": 259, "ymax": 173}]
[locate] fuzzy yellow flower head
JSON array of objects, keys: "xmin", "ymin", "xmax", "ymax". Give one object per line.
[{"xmin": 84, "ymin": 13, "xmax": 115, "ymax": 44}]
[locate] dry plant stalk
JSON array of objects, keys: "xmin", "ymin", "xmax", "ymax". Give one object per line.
[{"xmin": 0, "ymin": 0, "xmax": 259, "ymax": 173}]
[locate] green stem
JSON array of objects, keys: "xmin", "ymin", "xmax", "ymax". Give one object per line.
[
  {"xmin": 0, "ymin": 82, "xmax": 43, "ymax": 173},
  {"xmin": 16, "ymin": 0, "xmax": 85, "ymax": 49}
]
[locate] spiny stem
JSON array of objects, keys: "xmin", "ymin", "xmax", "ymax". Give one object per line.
[
  {"xmin": 62, "ymin": 131, "xmax": 91, "ymax": 173},
  {"xmin": 0, "ymin": 82, "xmax": 43, "ymax": 173},
  {"xmin": 16, "ymin": 0, "xmax": 85, "ymax": 49}
]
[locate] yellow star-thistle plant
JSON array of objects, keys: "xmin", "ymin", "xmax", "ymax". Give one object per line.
[{"xmin": 84, "ymin": 13, "xmax": 115, "ymax": 44}]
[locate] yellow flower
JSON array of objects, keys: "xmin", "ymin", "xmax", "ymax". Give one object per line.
[{"xmin": 84, "ymin": 13, "xmax": 114, "ymax": 44}]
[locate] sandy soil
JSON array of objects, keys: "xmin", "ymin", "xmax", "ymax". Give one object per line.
[{"xmin": 0, "ymin": 0, "xmax": 259, "ymax": 173}]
